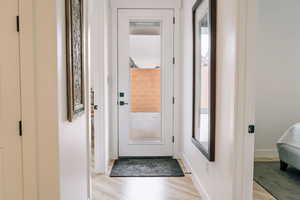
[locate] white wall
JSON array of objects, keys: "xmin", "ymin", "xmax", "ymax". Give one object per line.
[
  {"xmin": 56, "ymin": 0, "xmax": 89, "ymax": 199},
  {"xmin": 180, "ymin": 0, "xmax": 238, "ymax": 199},
  {"xmin": 255, "ymin": 0, "xmax": 300, "ymax": 158}
]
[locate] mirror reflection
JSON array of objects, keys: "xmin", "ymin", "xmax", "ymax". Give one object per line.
[{"xmin": 194, "ymin": 13, "xmax": 210, "ymax": 151}]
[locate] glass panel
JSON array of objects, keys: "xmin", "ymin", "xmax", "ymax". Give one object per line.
[
  {"xmin": 129, "ymin": 21, "xmax": 162, "ymax": 143},
  {"xmin": 195, "ymin": 14, "xmax": 210, "ymax": 151}
]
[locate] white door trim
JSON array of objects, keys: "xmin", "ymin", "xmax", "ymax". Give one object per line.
[
  {"xmin": 110, "ymin": 0, "xmax": 181, "ymax": 9},
  {"xmin": 110, "ymin": 5, "xmax": 181, "ymax": 159},
  {"xmin": 88, "ymin": 0, "xmax": 110, "ymax": 175},
  {"xmin": 19, "ymin": 1, "xmax": 38, "ymax": 199},
  {"xmin": 233, "ymin": 0, "xmax": 257, "ymax": 199}
]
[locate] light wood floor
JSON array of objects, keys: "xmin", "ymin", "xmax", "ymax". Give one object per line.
[
  {"xmin": 253, "ymin": 182, "xmax": 276, "ymax": 200},
  {"xmin": 92, "ymin": 160, "xmax": 201, "ymax": 200},
  {"xmin": 92, "ymin": 159, "xmax": 277, "ymax": 200}
]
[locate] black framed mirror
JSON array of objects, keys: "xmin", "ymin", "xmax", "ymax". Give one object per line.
[{"xmin": 192, "ymin": 0, "xmax": 217, "ymax": 161}]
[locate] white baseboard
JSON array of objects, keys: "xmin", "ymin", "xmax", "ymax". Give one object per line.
[
  {"xmin": 255, "ymin": 149, "xmax": 278, "ymax": 158},
  {"xmin": 180, "ymin": 152, "xmax": 210, "ymax": 200}
]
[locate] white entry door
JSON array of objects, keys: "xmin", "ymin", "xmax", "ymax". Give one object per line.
[
  {"xmin": 0, "ymin": 0, "xmax": 23, "ymax": 199},
  {"xmin": 118, "ymin": 9, "xmax": 174, "ymax": 157}
]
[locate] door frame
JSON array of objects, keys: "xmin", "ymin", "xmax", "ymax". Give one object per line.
[
  {"xmin": 233, "ymin": 0, "xmax": 257, "ymax": 199},
  {"xmin": 110, "ymin": 0, "xmax": 182, "ymax": 159},
  {"xmin": 19, "ymin": 0, "xmax": 38, "ymax": 199},
  {"xmin": 89, "ymin": 0, "xmax": 110, "ymax": 175}
]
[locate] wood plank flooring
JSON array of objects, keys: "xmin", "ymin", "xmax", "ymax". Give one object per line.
[
  {"xmin": 92, "ymin": 160, "xmax": 201, "ymax": 200},
  {"xmin": 92, "ymin": 175, "xmax": 202, "ymax": 200},
  {"xmin": 92, "ymin": 159, "xmax": 276, "ymax": 200},
  {"xmin": 253, "ymin": 182, "xmax": 276, "ymax": 200}
]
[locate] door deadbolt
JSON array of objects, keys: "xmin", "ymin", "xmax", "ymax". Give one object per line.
[{"xmin": 119, "ymin": 92, "xmax": 125, "ymax": 97}]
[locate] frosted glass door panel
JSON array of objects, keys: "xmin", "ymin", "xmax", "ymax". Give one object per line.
[{"xmin": 129, "ymin": 21, "xmax": 162, "ymax": 143}]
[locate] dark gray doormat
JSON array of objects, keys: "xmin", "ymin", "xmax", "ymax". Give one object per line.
[
  {"xmin": 110, "ymin": 157, "xmax": 184, "ymax": 177},
  {"xmin": 254, "ymin": 161, "xmax": 300, "ymax": 200}
]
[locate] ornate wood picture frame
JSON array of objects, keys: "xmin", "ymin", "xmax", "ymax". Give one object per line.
[
  {"xmin": 192, "ymin": 0, "xmax": 217, "ymax": 161},
  {"xmin": 65, "ymin": 0, "xmax": 85, "ymax": 122}
]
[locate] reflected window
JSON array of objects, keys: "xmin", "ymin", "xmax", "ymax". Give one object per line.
[{"xmin": 194, "ymin": 14, "xmax": 210, "ymax": 151}]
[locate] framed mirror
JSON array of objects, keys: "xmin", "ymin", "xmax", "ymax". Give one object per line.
[{"xmin": 192, "ymin": 0, "xmax": 217, "ymax": 161}]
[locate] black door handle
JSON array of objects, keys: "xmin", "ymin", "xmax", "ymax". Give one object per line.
[{"xmin": 119, "ymin": 101, "xmax": 128, "ymax": 106}]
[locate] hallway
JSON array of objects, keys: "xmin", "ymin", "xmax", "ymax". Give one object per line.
[{"xmin": 0, "ymin": 0, "xmax": 280, "ymax": 199}]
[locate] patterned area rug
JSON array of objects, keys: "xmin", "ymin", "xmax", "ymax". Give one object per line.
[
  {"xmin": 110, "ymin": 157, "xmax": 184, "ymax": 177},
  {"xmin": 254, "ymin": 161, "xmax": 300, "ymax": 200}
]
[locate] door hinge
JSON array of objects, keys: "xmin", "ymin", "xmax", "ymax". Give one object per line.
[
  {"xmin": 16, "ymin": 16, "xmax": 20, "ymax": 32},
  {"xmin": 173, "ymin": 17, "xmax": 175, "ymax": 24},
  {"xmin": 172, "ymin": 136, "xmax": 175, "ymax": 143},
  {"xmin": 248, "ymin": 125, "xmax": 255, "ymax": 134},
  {"xmin": 173, "ymin": 57, "xmax": 175, "ymax": 64},
  {"xmin": 19, "ymin": 121, "xmax": 23, "ymax": 136},
  {"xmin": 172, "ymin": 97, "xmax": 175, "ymax": 104}
]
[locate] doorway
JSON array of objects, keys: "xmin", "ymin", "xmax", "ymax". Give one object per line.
[
  {"xmin": 117, "ymin": 9, "xmax": 175, "ymax": 157},
  {"xmin": 251, "ymin": 1, "xmax": 300, "ymax": 199}
]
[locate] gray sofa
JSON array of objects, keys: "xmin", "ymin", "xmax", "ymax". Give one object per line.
[{"xmin": 277, "ymin": 143, "xmax": 300, "ymax": 171}]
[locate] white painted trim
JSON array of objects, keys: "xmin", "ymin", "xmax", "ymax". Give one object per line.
[
  {"xmin": 173, "ymin": 8, "xmax": 182, "ymax": 159},
  {"xmin": 83, "ymin": 0, "xmax": 92, "ymax": 198},
  {"xmin": 180, "ymin": 153, "xmax": 210, "ymax": 200},
  {"xmin": 19, "ymin": 0, "xmax": 38, "ymax": 199},
  {"xmin": 110, "ymin": 7, "xmax": 181, "ymax": 158},
  {"xmin": 90, "ymin": 0, "xmax": 109, "ymax": 175},
  {"xmin": 233, "ymin": 0, "xmax": 257, "ymax": 200},
  {"xmin": 255, "ymin": 149, "xmax": 279, "ymax": 158},
  {"xmin": 111, "ymin": 0, "xmax": 181, "ymax": 9},
  {"xmin": 110, "ymin": 7, "xmax": 119, "ymax": 159},
  {"xmin": 20, "ymin": 0, "xmax": 61, "ymax": 199}
]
